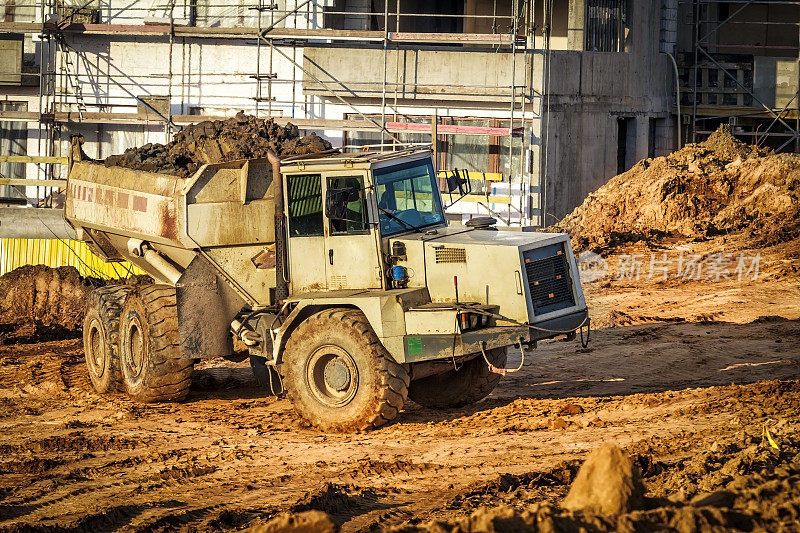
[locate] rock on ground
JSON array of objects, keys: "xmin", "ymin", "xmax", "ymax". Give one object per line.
[{"xmin": 561, "ymin": 442, "xmax": 646, "ymax": 515}]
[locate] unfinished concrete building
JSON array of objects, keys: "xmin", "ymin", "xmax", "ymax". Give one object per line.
[{"xmin": 0, "ymin": 0, "xmax": 795, "ymax": 234}]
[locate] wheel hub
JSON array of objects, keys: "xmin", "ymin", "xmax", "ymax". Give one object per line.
[
  {"xmin": 323, "ymin": 359, "xmax": 351, "ymax": 391},
  {"xmin": 86, "ymin": 320, "xmax": 105, "ymax": 377},
  {"xmin": 306, "ymin": 345, "xmax": 359, "ymax": 407},
  {"xmin": 125, "ymin": 317, "xmax": 145, "ymax": 379}
]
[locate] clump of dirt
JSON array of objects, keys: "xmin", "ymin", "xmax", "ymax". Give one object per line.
[
  {"xmin": 555, "ymin": 125, "xmax": 800, "ymax": 252},
  {"xmin": 290, "ymin": 483, "xmax": 383, "ymax": 526},
  {"xmin": 562, "ymin": 442, "xmax": 646, "ymax": 515},
  {"xmin": 247, "ymin": 510, "xmax": 337, "ymax": 533},
  {"xmin": 0, "ymin": 265, "xmax": 97, "ymax": 332},
  {"xmin": 103, "ymin": 112, "xmax": 333, "ymax": 177}
]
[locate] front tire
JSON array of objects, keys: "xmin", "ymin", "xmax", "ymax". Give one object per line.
[
  {"xmin": 281, "ymin": 309, "xmax": 409, "ymax": 432},
  {"xmin": 408, "ymin": 347, "xmax": 507, "ymax": 409},
  {"xmin": 119, "ymin": 285, "xmax": 193, "ymax": 402},
  {"xmin": 83, "ymin": 285, "xmax": 133, "ymax": 394}
]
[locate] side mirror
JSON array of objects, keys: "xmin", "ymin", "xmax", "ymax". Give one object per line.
[
  {"xmin": 325, "ymin": 186, "xmax": 360, "ymax": 221},
  {"xmin": 446, "ymin": 169, "xmax": 471, "ymax": 195},
  {"xmin": 441, "ymin": 169, "xmax": 474, "ymax": 209}
]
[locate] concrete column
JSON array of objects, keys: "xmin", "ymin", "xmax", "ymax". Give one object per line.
[
  {"xmin": 567, "ymin": 0, "xmax": 585, "ymax": 51},
  {"xmin": 0, "ymin": 208, "xmax": 77, "ymax": 239},
  {"xmin": 605, "ymin": 114, "xmax": 619, "ymax": 179},
  {"xmin": 634, "ymin": 115, "xmax": 650, "ymax": 163}
]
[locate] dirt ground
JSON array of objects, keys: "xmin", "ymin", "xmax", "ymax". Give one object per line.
[{"xmin": 0, "ymin": 243, "xmax": 798, "ymax": 531}]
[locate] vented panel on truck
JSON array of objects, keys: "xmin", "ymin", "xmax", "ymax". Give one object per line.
[{"xmin": 522, "ymin": 243, "xmax": 576, "ymax": 316}]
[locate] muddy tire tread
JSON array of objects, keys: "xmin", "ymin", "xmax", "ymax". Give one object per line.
[
  {"xmin": 84, "ymin": 285, "xmax": 133, "ymax": 393},
  {"xmin": 283, "ymin": 308, "xmax": 409, "ymax": 431},
  {"xmin": 122, "ymin": 285, "xmax": 193, "ymax": 403}
]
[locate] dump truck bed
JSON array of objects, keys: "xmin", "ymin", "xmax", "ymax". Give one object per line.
[{"xmin": 65, "ymin": 157, "xmax": 280, "ymax": 305}]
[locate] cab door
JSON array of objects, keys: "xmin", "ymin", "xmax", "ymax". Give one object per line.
[
  {"xmin": 323, "ymin": 173, "xmax": 383, "ymax": 290},
  {"xmin": 285, "ymin": 173, "xmax": 328, "ymax": 293}
]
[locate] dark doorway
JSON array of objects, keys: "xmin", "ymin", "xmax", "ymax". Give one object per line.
[{"xmin": 617, "ymin": 117, "xmax": 628, "ymax": 175}]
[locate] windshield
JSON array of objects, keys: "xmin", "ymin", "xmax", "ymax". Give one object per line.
[{"xmin": 374, "ymin": 158, "xmax": 445, "ymax": 236}]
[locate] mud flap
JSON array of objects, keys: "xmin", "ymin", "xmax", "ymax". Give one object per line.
[{"xmin": 175, "ymin": 256, "xmax": 245, "ymax": 358}]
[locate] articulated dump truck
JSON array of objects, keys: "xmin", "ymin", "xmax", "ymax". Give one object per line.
[{"xmin": 65, "ymin": 143, "xmax": 589, "ymax": 431}]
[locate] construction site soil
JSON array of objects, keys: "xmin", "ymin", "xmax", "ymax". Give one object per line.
[
  {"xmin": 1, "ymin": 131, "xmax": 799, "ymax": 531},
  {"xmin": 101, "ymin": 113, "xmax": 332, "ymax": 177}
]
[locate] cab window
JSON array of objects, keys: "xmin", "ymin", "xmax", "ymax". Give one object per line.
[
  {"xmin": 327, "ymin": 175, "xmax": 369, "ymax": 235},
  {"xmin": 287, "ymin": 174, "xmax": 323, "ymax": 237}
]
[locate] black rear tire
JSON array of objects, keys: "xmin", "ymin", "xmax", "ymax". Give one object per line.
[
  {"xmin": 281, "ymin": 308, "xmax": 409, "ymax": 432},
  {"xmin": 119, "ymin": 285, "xmax": 193, "ymax": 402},
  {"xmin": 83, "ymin": 285, "xmax": 133, "ymax": 394},
  {"xmin": 408, "ymin": 347, "xmax": 507, "ymax": 409}
]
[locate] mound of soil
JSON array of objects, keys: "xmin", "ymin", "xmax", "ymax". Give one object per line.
[
  {"xmin": 290, "ymin": 483, "xmax": 383, "ymax": 526},
  {"xmin": 102, "ymin": 112, "xmax": 332, "ymax": 177},
  {"xmin": 0, "ymin": 265, "xmax": 96, "ymax": 331},
  {"xmin": 556, "ymin": 125, "xmax": 800, "ymax": 252}
]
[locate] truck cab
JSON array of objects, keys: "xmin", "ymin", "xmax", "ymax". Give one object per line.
[{"xmin": 280, "ymin": 150, "xmax": 443, "ymax": 293}]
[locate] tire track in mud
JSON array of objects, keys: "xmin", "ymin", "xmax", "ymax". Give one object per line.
[
  {"xmin": 0, "ymin": 500, "xmax": 192, "ymax": 533},
  {"xmin": 335, "ymin": 459, "xmax": 444, "ymax": 482},
  {"xmin": 1, "ymin": 454, "xmax": 222, "ymax": 524},
  {"xmin": 0, "ymin": 423, "xmax": 227, "ymax": 521},
  {"xmin": 0, "ymin": 433, "xmax": 147, "ymax": 455}
]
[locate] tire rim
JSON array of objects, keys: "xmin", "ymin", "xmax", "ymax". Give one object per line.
[
  {"xmin": 85, "ymin": 319, "xmax": 105, "ymax": 378},
  {"xmin": 305, "ymin": 345, "xmax": 359, "ymax": 407},
  {"xmin": 124, "ymin": 314, "xmax": 145, "ymax": 379}
]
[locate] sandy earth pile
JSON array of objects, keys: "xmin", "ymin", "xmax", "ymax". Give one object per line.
[
  {"xmin": 556, "ymin": 125, "xmax": 800, "ymax": 252},
  {"xmin": 0, "ymin": 266, "xmax": 151, "ymax": 341},
  {"xmin": 103, "ymin": 112, "xmax": 333, "ymax": 177},
  {"xmin": 0, "ymin": 265, "xmax": 95, "ymax": 332}
]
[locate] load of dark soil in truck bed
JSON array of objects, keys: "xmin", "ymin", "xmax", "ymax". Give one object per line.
[
  {"xmin": 102, "ymin": 112, "xmax": 332, "ymax": 177},
  {"xmin": 555, "ymin": 125, "xmax": 800, "ymax": 253}
]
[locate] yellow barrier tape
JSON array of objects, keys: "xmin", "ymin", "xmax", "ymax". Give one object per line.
[{"xmin": 437, "ymin": 170, "xmax": 504, "ymax": 182}]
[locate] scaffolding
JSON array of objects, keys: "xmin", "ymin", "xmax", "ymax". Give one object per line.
[
  {"xmin": 679, "ymin": 0, "xmax": 800, "ymax": 151},
  {"xmin": 0, "ymin": 0, "xmax": 550, "ymax": 226}
]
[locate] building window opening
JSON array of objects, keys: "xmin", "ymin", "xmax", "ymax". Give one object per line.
[{"xmin": 585, "ymin": 0, "xmax": 629, "ymax": 52}]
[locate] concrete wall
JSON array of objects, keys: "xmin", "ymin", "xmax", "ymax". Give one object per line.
[
  {"xmin": 540, "ymin": 0, "xmax": 674, "ymax": 219},
  {"xmin": 303, "ymin": 47, "xmax": 529, "ymax": 101}
]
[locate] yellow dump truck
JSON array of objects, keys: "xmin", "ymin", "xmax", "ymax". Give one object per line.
[{"xmin": 65, "ymin": 144, "xmax": 589, "ymax": 431}]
